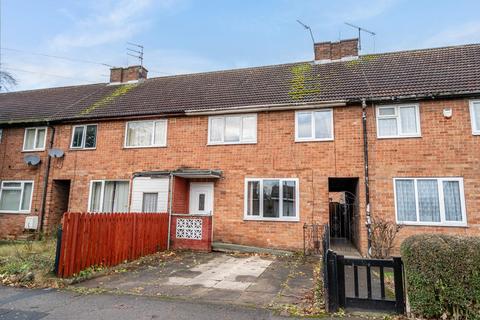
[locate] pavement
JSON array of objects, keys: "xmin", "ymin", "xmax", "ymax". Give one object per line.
[{"xmin": 76, "ymin": 251, "xmax": 316, "ymax": 309}]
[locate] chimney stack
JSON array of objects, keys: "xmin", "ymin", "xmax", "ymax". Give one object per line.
[
  {"xmin": 314, "ymin": 38, "xmax": 359, "ymax": 62},
  {"xmin": 110, "ymin": 65, "xmax": 148, "ymax": 84}
]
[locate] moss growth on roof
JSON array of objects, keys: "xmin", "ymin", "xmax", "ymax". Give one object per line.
[
  {"xmin": 288, "ymin": 63, "xmax": 321, "ymax": 100},
  {"xmin": 79, "ymin": 84, "xmax": 137, "ymax": 116},
  {"xmin": 345, "ymin": 54, "xmax": 379, "ymax": 68}
]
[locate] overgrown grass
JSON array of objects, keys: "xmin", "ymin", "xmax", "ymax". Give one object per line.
[{"xmin": 0, "ymin": 239, "xmax": 59, "ymax": 287}]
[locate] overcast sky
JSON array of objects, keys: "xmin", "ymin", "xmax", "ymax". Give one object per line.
[{"xmin": 2, "ymin": 0, "xmax": 480, "ymax": 91}]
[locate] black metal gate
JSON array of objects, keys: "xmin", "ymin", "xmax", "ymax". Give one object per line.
[
  {"xmin": 329, "ymin": 194, "xmax": 358, "ymax": 245},
  {"xmin": 324, "ymin": 250, "xmax": 405, "ymax": 314}
]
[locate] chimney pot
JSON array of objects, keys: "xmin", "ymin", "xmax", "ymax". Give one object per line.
[
  {"xmin": 314, "ymin": 38, "xmax": 358, "ymax": 61},
  {"xmin": 109, "ymin": 65, "xmax": 148, "ymax": 84}
]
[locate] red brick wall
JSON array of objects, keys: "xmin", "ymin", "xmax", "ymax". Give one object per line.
[
  {"xmin": 172, "ymin": 177, "xmax": 189, "ymax": 214},
  {"xmin": 0, "ymin": 98, "xmax": 479, "ymax": 255},
  {"xmin": 170, "ymin": 214, "xmax": 212, "ymax": 252}
]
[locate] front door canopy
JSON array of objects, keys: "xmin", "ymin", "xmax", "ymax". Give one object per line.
[{"xmin": 134, "ymin": 169, "xmax": 222, "ymax": 179}]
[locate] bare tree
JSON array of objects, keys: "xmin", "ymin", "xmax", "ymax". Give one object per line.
[{"xmin": 370, "ymin": 217, "xmax": 402, "ymax": 258}]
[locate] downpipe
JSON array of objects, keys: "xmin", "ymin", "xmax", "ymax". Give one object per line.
[
  {"xmin": 362, "ymin": 99, "xmax": 372, "ymax": 256},
  {"xmin": 167, "ymin": 172, "xmax": 173, "ymax": 250},
  {"xmin": 38, "ymin": 125, "xmax": 55, "ymax": 235}
]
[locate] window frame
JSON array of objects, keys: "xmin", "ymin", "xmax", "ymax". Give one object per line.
[
  {"xmin": 0, "ymin": 128, "xmax": 3, "ymax": 143},
  {"xmin": 393, "ymin": 177, "xmax": 467, "ymax": 227},
  {"xmin": 207, "ymin": 113, "xmax": 257, "ymax": 145},
  {"xmin": 469, "ymin": 100, "xmax": 480, "ymax": 135},
  {"xmin": 124, "ymin": 119, "xmax": 168, "ymax": 148},
  {"xmin": 87, "ymin": 179, "xmax": 131, "ymax": 212},
  {"xmin": 0, "ymin": 180, "xmax": 34, "ymax": 214},
  {"xmin": 295, "ymin": 109, "xmax": 334, "ymax": 142},
  {"xmin": 244, "ymin": 177, "xmax": 300, "ymax": 222},
  {"xmin": 70, "ymin": 124, "xmax": 98, "ymax": 150},
  {"xmin": 376, "ymin": 104, "xmax": 421, "ymax": 139},
  {"xmin": 22, "ymin": 127, "xmax": 47, "ymax": 151}
]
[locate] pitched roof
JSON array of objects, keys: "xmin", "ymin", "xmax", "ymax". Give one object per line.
[{"xmin": 1, "ymin": 43, "xmax": 480, "ymax": 124}]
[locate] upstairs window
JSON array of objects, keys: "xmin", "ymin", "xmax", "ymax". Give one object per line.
[
  {"xmin": 394, "ymin": 177, "xmax": 466, "ymax": 226},
  {"xmin": 23, "ymin": 127, "xmax": 47, "ymax": 151},
  {"xmin": 0, "ymin": 129, "xmax": 3, "ymax": 143},
  {"xmin": 208, "ymin": 114, "xmax": 257, "ymax": 145},
  {"xmin": 0, "ymin": 181, "xmax": 34, "ymax": 213},
  {"xmin": 295, "ymin": 109, "xmax": 334, "ymax": 141},
  {"xmin": 88, "ymin": 180, "xmax": 130, "ymax": 213},
  {"xmin": 71, "ymin": 124, "xmax": 97, "ymax": 149},
  {"xmin": 244, "ymin": 178, "xmax": 299, "ymax": 221},
  {"xmin": 125, "ymin": 120, "xmax": 167, "ymax": 148},
  {"xmin": 470, "ymin": 100, "xmax": 480, "ymax": 135},
  {"xmin": 376, "ymin": 104, "xmax": 420, "ymax": 138}
]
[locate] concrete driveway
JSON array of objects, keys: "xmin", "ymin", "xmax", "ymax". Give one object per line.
[{"xmin": 76, "ymin": 251, "xmax": 317, "ymax": 310}]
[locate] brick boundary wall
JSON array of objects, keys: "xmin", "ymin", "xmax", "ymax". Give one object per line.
[{"xmin": 170, "ymin": 214, "xmax": 212, "ymax": 252}]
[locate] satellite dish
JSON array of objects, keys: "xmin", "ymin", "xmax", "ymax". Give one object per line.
[
  {"xmin": 24, "ymin": 154, "xmax": 41, "ymax": 166},
  {"xmin": 48, "ymin": 148, "xmax": 64, "ymax": 158}
]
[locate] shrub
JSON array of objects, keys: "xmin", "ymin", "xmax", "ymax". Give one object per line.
[
  {"xmin": 401, "ymin": 234, "xmax": 480, "ymax": 319},
  {"xmin": 370, "ymin": 217, "xmax": 402, "ymax": 258}
]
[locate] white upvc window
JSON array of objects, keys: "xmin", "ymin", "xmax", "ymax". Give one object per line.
[
  {"xmin": 124, "ymin": 120, "xmax": 167, "ymax": 148},
  {"xmin": 0, "ymin": 128, "xmax": 3, "ymax": 143},
  {"xmin": 70, "ymin": 124, "xmax": 97, "ymax": 149},
  {"xmin": 244, "ymin": 178, "xmax": 299, "ymax": 221},
  {"xmin": 469, "ymin": 100, "xmax": 480, "ymax": 135},
  {"xmin": 88, "ymin": 180, "xmax": 130, "ymax": 213},
  {"xmin": 394, "ymin": 177, "xmax": 467, "ymax": 227},
  {"xmin": 208, "ymin": 114, "xmax": 257, "ymax": 145},
  {"xmin": 0, "ymin": 181, "xmax": 34, "ymax": 213},
  {"xmin": 23, "ymin": 127, "xmax": 47, "ymax": 151},
  {"xmin": 376, "ymin": 104, "xmax": 421, "ymax": 138},
  {"xmin": 295, "ymin": 109, "xmax": 334, "ymax": 141}
]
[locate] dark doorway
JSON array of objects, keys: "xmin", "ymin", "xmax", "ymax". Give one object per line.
[
  {"xmin": 48, "ymin": 180, "xmax": 71, "ymax": 234},
  {"xmin": 328, "ymin": 178, "xmax": 359, "ymax": 251}
]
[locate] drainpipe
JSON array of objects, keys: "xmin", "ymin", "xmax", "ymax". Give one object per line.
[
  {"xmin": 39, "ymin": 125, "xmax": 55, "ymax": 235},
  {"xmin": 362, "ymin": 99, "xmax": 372, "ymax": 256},
  {"xmin": 167, "ymin": 172, "xmax": 174, "ymax": 250}
]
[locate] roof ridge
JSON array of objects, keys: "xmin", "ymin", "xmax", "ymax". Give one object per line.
[
  {"xmin": 0, "ymin": 82, "xmax": 106, "ymax": 96},
  {"xmin": 359, "ymin": 42, "xmax": 480, "ymax": 58}
]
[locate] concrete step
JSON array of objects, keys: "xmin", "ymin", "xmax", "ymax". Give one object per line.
[{"xmin": 212, "ymin": 242, "xmax": 293, "ymax": 256}]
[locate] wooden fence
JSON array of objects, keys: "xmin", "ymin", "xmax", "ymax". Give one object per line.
[{"xmin": 56, "ymin": 212, "xmax": 169, "ymax": 278}]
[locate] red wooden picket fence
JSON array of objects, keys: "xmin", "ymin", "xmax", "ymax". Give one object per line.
[{"xmin": 56, "ymin": 212, "xmax": 169, "ymax": 278}]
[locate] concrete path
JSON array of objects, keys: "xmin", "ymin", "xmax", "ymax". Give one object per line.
[{"xmin": 76, "ymin": 252, "xmax": 315, "ymax": 309}]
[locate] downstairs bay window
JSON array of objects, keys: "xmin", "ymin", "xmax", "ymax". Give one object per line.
[
  {"xmin": 88, "ymin": 180, "xmax": 130, "ymax": 213},
  {"xmin": 0, "ymin": 181, "xmax": 34, "ymax": 213},
  {"xmin": 244, "ymin": 178, "xmax": 299, "ymax": 221},
  {"xmin": 394, "ymin": 178, "xmax": 467, "ymax": 226}
]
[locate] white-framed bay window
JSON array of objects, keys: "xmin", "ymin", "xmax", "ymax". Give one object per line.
[
  {"xmin": 469, "ymin": 100, "xmax": 480, "ymax": 135},
  {"xmin": 295, "ymin": 109, "xmax": 334, "ymax": 141},
  {"xmin": 0, "ymin": 181, "xmax": 34, "ymax": 213},
  {"xmin": 124, "ymin": 120, "xmax": 167, "ymax": 148},
  {"xmin": 208, "ymin": 114, "xmax": 257, "ymax": 145},
  {"xmin": 23, "ymin": 127, "xmax": 47, "ymax": 151},
  {"xmin": 88, "ymin": 180, "xmax": 130, "ymax": 213},
  {"xmin": 394, "ymin": 177, "xmax": 467, "ymax": 226},
  {"xmin": 244, "ymin": 178, "xmax": 299, "ymax": 221},
  {"xmin": 376, "ymin": 104, "xmax": 421, "ymax": 138}
]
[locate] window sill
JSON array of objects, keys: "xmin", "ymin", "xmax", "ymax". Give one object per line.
[
  {"xmin": 397, "ymin": 221, "xmax": 467, "ymax": 228},
  {"xmin": 295, "ymin": 138, "xmax": 334, "ymax": 143},
  {"xmin": 244, "ymin": 216, "xmax": 299, "ymax": 222},
  {"xmin": 22, "ymin": 149, "xmax": 46, "ymax": 153},
  {"xmin": 207, "ymin": 141, "xmax": 257, "ymax": 146},
  {"xmin": 0, "ymin": 211, "xmax": 31, "ymax": 215},
  {"xmin": 123, "ymin": 145, "xmax": 167, "ymax": 149},
  {"xmin": 377, "ymin": 135, "xmax": 422, "ymax": 140},
  {"xmin": 69, "ymin": 147, "xmax": 97, "ymax": 151}
]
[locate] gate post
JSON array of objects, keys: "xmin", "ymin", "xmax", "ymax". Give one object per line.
[
  {"xmin": 337, "ymin": 254, "xmax": 346, "ymax": 308},
  {"xmin": 393, "ymin": 257, "xmax": 405, "ymax": 314},
  {"xmin": 326, "ymin": 250, "xmax": 339, "ymax": 312}
]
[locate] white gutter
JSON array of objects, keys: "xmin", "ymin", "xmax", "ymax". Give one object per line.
[{"xmin": 184, "ymin": 100, "xmax": 347, "ymax": 116}]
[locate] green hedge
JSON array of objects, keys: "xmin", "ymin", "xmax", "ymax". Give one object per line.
[{"xmin": 401, "ymin": 234, "xmax": 480, "ymax": 319}]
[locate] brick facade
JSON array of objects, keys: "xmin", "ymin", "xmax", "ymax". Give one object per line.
[{"xmin": 0, "ymin": 98, "xmax": 479, "ymax": 254}]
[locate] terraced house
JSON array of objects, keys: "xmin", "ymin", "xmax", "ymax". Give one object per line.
[{"xmin": 0, "ymin": 38, "xmax": 479, "ymax": 255}]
